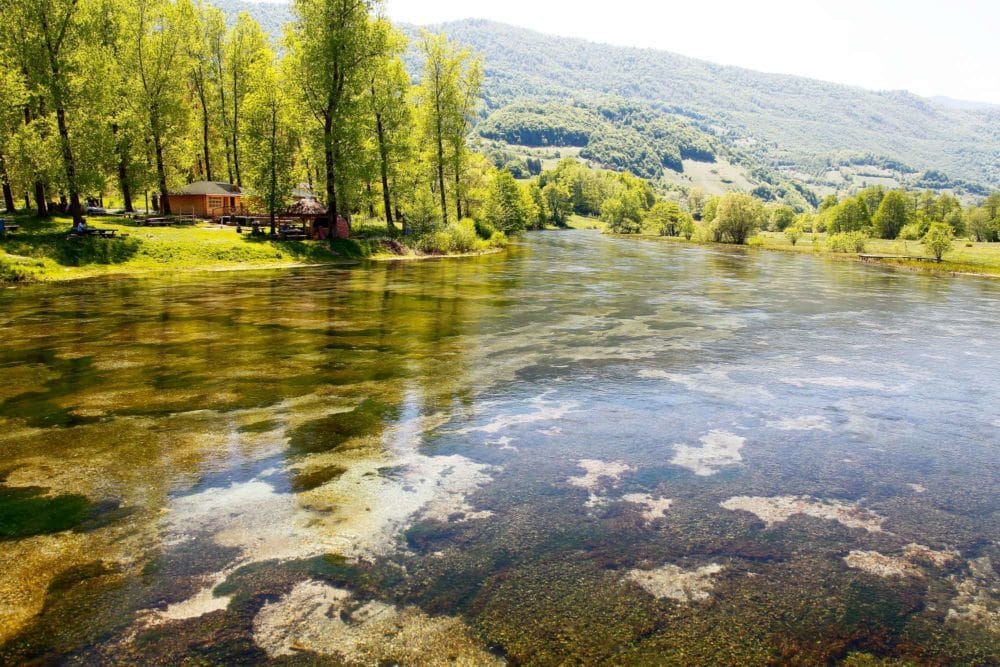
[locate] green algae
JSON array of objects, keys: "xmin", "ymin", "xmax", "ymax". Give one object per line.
[
  {"xmin": 290, "ymin": 464, "xmax": 348, "ymax": 492},
  {"xmin": 0, "ymin": 485, "xmax": 94, "ymax": 539},
  {"xmin": 287, "ymin": 399, "xmax": 399, "ymax": 454}
]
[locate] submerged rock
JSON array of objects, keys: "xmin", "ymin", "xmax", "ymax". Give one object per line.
[
  {"xmin": 568, "ymin": 459, "xmax": 633, "ymax": 491},
  {"xmin": 844, "ymin": 551, "xmax": 921, "ymax": 578},
  {"xmin": 947, "ymin": 556, "xmax": 999, "ymax": 631},
  {"xmin": 720, "ymin": 495, "xmax": 885, "ymax": 533},
  {"xmin": 625, "ymin": 563, "xmax": 724, "ymax": 603},
  {"xmin": 252, "ymin": 579, "xmax": 503, "ymax": 665},
  {"xmin": 621, "ymin": 493, "xmax": 674, "ymax": 523},
  {"xmin": 670, "ymin": 430, "xmax": 745, "ymax": 476}
]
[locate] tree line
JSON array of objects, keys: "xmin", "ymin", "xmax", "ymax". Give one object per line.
[{"xmin": 0, "ymin": 0, "xmax": 505, "ymax": 236}]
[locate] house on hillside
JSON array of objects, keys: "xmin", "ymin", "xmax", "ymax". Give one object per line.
[{"xmin": 167, "ymin": 182, "xmax": 242, "ymax": 218}]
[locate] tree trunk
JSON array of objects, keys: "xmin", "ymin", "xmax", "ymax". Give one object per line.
[
  {"xmin": 454, "ymin": 160, "xmax": 463, "ymax": 220},
  {"xmin": 111, "ymin": 123, "xmax": 134, "ymax": 212},
  {"xmin": 34, "ymin": 182, "xmax": 48, "ymax": 217},
  {"xmin": 39, "ymin": 7, "xmax": 84, "ymax": 226},
  {"xmin": 153, "ymin": 124, "xmax": 170, "ymax": 215},
  {"xmin": 232, "ymin": 70, "xmax": 241, "ymax": 187},
  {"xmin": 435, "ymin": 100, "xmax": 448, "ymax": 225},
  {"xmin": 269, "ymin": 103, "xmax": 277, "ymax": 236},
  {"xmin": 373, "ymin": 106, "xmax": 394, "ymax": 231},
  {"xmin": 324, "ymin": 112, "xmax": 338, "ymax": 234},
  {"xmin": 0, "ymin": 152, "xmax": 15, "ymax": 213},
  {"xmin": 198, "ymin": 83, "xmax": 212, "ymax": 182},
  {"xmin": 365, "ymin": 180, "xmax": 375, "ymax": 218}
]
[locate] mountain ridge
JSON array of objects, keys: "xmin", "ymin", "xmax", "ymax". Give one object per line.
[{"xmin": 205, "ymin": 1, "xmax": 999, "ymax": 193}]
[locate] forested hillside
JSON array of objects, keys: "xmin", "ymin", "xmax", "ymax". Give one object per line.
[{"xmin": 425, "ymin": 20, "xmax": 1000, "ymax": 191}]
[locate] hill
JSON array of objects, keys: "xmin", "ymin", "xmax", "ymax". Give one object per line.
[
  {"xmin": 424, "ymin": 20, "xmax": 999, "ymax": 194},
  {"xmin": 203, "ymin": 3, "xmax": 999, "ymax": 199}
]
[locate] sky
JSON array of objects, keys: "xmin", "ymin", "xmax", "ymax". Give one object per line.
[{"xmin": 378, "ymin": 0, "xmax": 1000, "ymax": 104}]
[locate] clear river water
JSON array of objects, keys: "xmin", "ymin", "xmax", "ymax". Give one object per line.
[{"xmin": 0, "ymin": 231, "xmax": 997, "ymax": 665}]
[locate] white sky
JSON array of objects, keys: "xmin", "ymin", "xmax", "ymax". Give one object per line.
[{"xmin": 381, "ymin": 0, "xmax": 1000, "ymax": 104}]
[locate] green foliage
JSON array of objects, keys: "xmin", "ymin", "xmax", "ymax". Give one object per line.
[
  {"xmin": 898, "ymin": 223, "xmax": 923, "ymax": 241},
  {"xmin": 826, "ymin": 231, "xmax": 870, "ymax": 253},
  {"xmin": 483, "ymin": 170, "xmax": 531, "ymax": 234},
  {"xmin": 922, "ymin": 222, "xmax": 954, "ymax": 261},
  {"xmin": 768, "ymin": 205, "xmax": 796, "ymax": 231},
  {"xmin": 601, "ymin": 191, "xmax": 643, "ymax": 234},
  {"xmin": 477, "ymin": 100, "xmax": 718, "ymax": 180},
  {"xmin": 408, "ymin": 20, "xmax": 1000, "ymax": 190},
  {"xmin": 712, "ymin": 193, "xmax": 765, "ymax": 244},
  {"xmin": 784, "ymin": 225, "xmax": 803, "ymax": 246},
  {"xmin": 643, "ymin": 200, "xmax": 687, "ymax": 236},
  {"xmin": 872, "ymin": 190, "xmax": 910, "ymax": 239},
  {"xmin": 828, "ymin": 197, "xmax": 871, "ymax": 234}
]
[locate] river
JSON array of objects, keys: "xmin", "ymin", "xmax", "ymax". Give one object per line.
[{"xmin": 0, "ymin": 231, "xmax": 997, "ymax": 664}]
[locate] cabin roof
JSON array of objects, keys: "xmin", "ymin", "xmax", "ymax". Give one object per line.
[{"xmin": 173, "ymin": 181, "xmax": 242, "ymax": 196}]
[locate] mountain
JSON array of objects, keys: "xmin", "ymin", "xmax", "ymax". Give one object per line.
[
  {"xmin": 423, "ymin": 20, "xmax": 999, "ymax": 193},
  {"xmin": 204, "ymin": 3, "xmax": 999, "ymax": 197}
]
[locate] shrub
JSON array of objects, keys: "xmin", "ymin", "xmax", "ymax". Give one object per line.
[
  {"xmin": 784, "ymin": 225, "xmax": 803, "ymax": 246},
  {"xmin": 489, "ymin": 231, "xmax": 509, "ymax": 248},
  {"xmin": 747, "ymin": 235, "xmax": 766, "ymax": 248},
  {"xmin": 446, "ymin": 219, "xmax": 479, "ymax": 253},
  {"xmin": 0, "ymin": 255, "xmax": 43, "ymax": 282},
  {"xmin": 417, "ymin": 230, "xmax": 452, "ymax": 254},
  {"xmin": 898, "ymin": 223, "xmax": 923, "ymax": 241},
  {"xmin": 474, "ymin": 219, "xmax": 497, "ymax": 240},
  {"xmin": 826, "ymin": 231, "xmax": 869, "ymax": 253},
  {"xmin": 922, "ymin": 222, "xmax": 954, "ymax": 261}
]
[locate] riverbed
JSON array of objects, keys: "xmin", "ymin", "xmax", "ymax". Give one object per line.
[{"xmin": 0, "ymin": 231, "xmax": 997, "ymax": 664}]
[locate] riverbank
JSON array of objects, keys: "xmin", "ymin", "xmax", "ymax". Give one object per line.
[
  {"xmin": 0, "ymin": 214, "xmax": 506, "ymax": 284},
  {"xmin": 613, "ymin": 229, "xmax": 1000, "ymax": 278}
]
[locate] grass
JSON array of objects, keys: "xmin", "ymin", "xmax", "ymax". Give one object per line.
[
  {"xmin": 0, "ymin": 213, "xmax": 380, "ymax": 283},
  {"xmin": 627, "ymin": 229, "xmax": 1000, "ymax": 277}
]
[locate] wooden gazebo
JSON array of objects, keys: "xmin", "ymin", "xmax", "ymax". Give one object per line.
[{"xmin": 284, "ymin": 198, "xmax": 327, "ymax": 239}]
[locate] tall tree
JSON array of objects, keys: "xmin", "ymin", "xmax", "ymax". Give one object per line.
[
  {"xmin": 366, "ymin": 20, "xmax": 411, "ymax": 231},
  {"xmin": 0, "ymin": 64, "xmax": 27, "ymax": 212},
  {"xmin": 226, "ymin": 14, "xmax": 268, "ymax": 187},
  {"xmin": 872, "ymin": 190, "xmax": 910, "ymax": 239},
  {"xmin": 2, "ymin": 0, "xmax": 87, "ymax": 225},
  {"xmin": 417, "ymin": 32, "xmax": 478, "ymax": 225},
  {"xmin": 289, "ymin": 0, "xmax": 380, "ymax": 228},
  {"xmin": 129, "ymin": 0, "xmax": 192, "ymax": 214},
  {"xmin": 188, "ymin": 2, "xmax": 226, "ymax": 183},
  {"xmin": 243, "ymin": 52, "xmax": 297, "ymax": 235}
]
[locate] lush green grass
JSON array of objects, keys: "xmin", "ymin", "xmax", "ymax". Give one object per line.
[
  {"xmin": 0, "ymin": 213, "xmax": 348, "ymax": 283},
  {"xmin": 630, "ymin": 229, "xmax": 1000, "ymax": 277}
]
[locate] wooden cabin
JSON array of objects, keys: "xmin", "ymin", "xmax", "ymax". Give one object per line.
[{"xmin": 167, "ymin": 182, "xmax": 242, "ymax": 218}]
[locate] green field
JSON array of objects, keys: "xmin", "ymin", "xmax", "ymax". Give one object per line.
[
  {"xmin": 633, "ymin": 230, "xmax": 1000, "ymax": 277},
  {"xmin": 0, "ymin": 214, "xmax": 346, "ymax": 283}
]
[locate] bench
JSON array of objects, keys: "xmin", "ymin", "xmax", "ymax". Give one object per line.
[
  {"xmin": 68, "ymin": 228, "xmax": 119, "ymax": 239},
  {"xmin": 141, "ymin": 217, "xmax": 174, "ymax": 227},
  {"xmin": 0, "ymin": 220, "xmax": 19, "ymax": 235}
]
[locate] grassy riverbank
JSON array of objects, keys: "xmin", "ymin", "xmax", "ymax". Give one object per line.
[
  {"xmin": 0, "ymin": 214, "xmax": 507, "ymax": 284},
  {"xmin": 611, "ymin": 226, "xmax": 1000, "ymax": 278}
]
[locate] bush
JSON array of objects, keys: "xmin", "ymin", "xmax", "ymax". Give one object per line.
[
  {"xmin": 417, "ymin": 230, "xmax": 452, "ymax": 254},
  {"xmin": 489, "ymin": 231, "xmax": 509, "ymax": 248},
  {"xmin": 922, "ymin": 222, "xmax": 954, "ymax": 261},
  {"xmin": 898, "ymin": 223, "xmax": 923, "ymax": 241},
  {"xmin": 0, "ymin": 255, "xmax": 43, "ymax": 282},
  {"xmin": 784, "ymin": 225, "xmax": 803, "ymax": 246},
  {"xmin": 826, "ymin": 231, "xmax": 869, "ymax": 253},
  {"xmin": 474, "ymin": 219, "xmax": 497, "ymax": 240},
  {"xmin": 747, "ymin": 235, "xmax": 766, "ymax": 248},
  {"xmin": 445, "ymin": 220, "xmax": 479, "ymax": 254}
]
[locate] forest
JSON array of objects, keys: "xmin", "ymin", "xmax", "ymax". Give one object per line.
[{"xmin": 0, "ymin": 0, "xmax": 532, "ymax": 253}]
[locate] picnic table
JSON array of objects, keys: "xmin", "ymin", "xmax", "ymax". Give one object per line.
[
  {"xmin": 140, "ymin": 217, "xmax": 174, "ymax": 227},
  {"xmin": 68, "ymin": 227, "xmax": 119, "ymax": 239},
  {"xmin": 0, "ymin": 219, "xmax": 19, "ymax": 235},
  {"xmin": 278, "ymin": 224, "xmax": 308, "ymax": 240}
]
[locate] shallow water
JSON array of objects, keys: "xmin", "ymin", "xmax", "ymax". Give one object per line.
[{"xmin": 0, "ymin": 231, "xmax": 997, "ymax": 665}]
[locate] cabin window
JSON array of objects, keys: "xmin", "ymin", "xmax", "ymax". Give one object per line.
[{"xmin": 208, "ymin": 196, "xmax": 224, "ymax": 210}]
